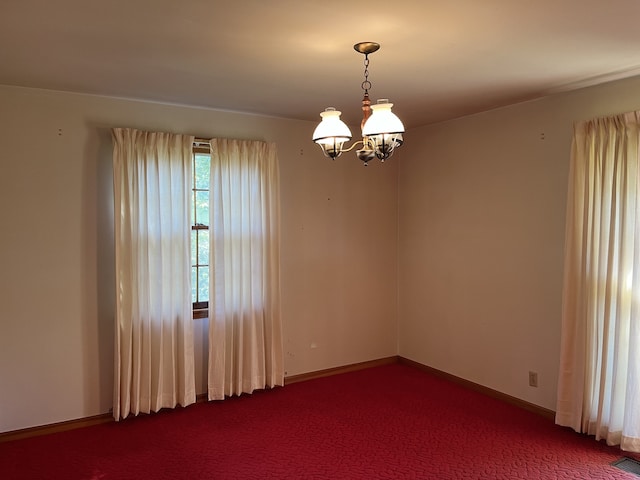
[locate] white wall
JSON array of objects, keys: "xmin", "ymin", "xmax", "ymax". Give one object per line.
[
  {"xmin": 398, "ymin": 75, "xmax": 640, "ymax": 411},
  {"xmin": 0, "ymin": 86, "xmax": 398, "ymax": 432}
]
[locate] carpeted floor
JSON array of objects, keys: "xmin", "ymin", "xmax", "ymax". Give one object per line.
[{"xmin": 1, "ymin": 363, "xmax": 638, "ymax": 479}]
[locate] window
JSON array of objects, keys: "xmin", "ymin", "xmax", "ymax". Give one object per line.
[
  {"xmin": 114, "ymin": 132, "xmax": 282, "ymax": 403},
  {"xmin": 192, "ymin": 143, "xmax": 210, "ymax": 318}
]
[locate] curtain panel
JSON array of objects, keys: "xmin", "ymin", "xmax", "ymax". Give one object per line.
[
  {"xmin": 112, "ymin": 128, "xmax": 196, "ymax": 420},
  {"xmin": 556, "ymin": 112, "xmax": 640, "ymax": 452},
  {"xmin": 207, "ymin": 138, "xmax": 284, "ymax": 400}
]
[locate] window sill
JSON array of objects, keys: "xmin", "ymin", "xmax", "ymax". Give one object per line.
[{"xmin": 193, "ymin": 309, "xmax": 208, "ymax": 320}]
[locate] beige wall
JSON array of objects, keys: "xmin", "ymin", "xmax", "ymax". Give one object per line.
[
  {"xmin": 0, "ymin": 86, "xmax": 398, "ymax": 432},
  {"xmin": 398, "ymin": 75, "xmax": 640, "ymax": 411},
  {"xmin": 4, "ymin": 72, "xmax": 640, "ymax": 433}
]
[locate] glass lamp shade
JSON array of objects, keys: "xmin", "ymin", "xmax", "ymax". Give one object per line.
[
  {"xmin": 361, "ymin": 100, "xmax": 404, "ymax": 161},
  {"xmin": 312, "ymin": 108, "xmax": 352, "ymax": 158}
]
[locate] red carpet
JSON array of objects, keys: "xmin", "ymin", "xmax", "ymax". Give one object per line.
[{"xmin": 1, "ymin": 364, "xmax": 638, "ymax": 479}]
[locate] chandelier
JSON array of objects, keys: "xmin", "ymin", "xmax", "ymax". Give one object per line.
[{"xmin": 312, "ymin": 42, "xmax": 405, "ymax": 166}]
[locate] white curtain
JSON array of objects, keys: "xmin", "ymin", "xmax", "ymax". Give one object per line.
[
  {"xmin": 112, "ymin": 128, "xmax": 196, "ymax": 420},
  {"xmin": 556, "ymin": 112, "xmax": 640, "ymax": 453},
  {"xmin": 207, "ymin": 138, "xmax": 284, "ymax": 400}
]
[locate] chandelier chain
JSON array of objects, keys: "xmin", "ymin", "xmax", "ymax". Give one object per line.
[{"xmin": 361, "ymin": 54, "xmax": 372, "ymax": 94}]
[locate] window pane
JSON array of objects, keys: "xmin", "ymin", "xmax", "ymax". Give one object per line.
[
  {"xmin": 191, "ymin": 267, "xmax": 197, "ymax": 303},
  {"xmin": 198, "ymin": 230, "xmax": 209, "ymax": 266},
  {"xmin": 194, "ymin": 153, "xmax": 210, "ymax": 190},
  {"xmin": 195, "ymin": 191, "xmax": 209, "ymax": 226},
  {"xmin": 191, "ymin": 230, "xmax": 197, "ymax": 266},
  {"xmin": 192, "ymin": 150, "xmax": 210, "ymax": 307},
  {"xmin": 198, "ymin": 266, "xmax": 209, "ymax": 303}
]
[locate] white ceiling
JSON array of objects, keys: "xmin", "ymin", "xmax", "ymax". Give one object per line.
[{"xmin": 3, "ymin": 0, "xmax": 640, "ymax": 128}]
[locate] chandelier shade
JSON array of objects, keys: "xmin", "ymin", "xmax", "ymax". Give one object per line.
[
  {"xmin": 312, "ymin": 108, "xmax": 352, "ymax": 158},
  {"xmin": 362, "ymin": 100, "xmax": 404, "ymax": 137},
  {"xmin": 311, "ymin": 42, "xmax": 405, "ymax": 166},
  {"xmin": 362, "ymin": 100, "xmax": 404, "ymax": 160}
]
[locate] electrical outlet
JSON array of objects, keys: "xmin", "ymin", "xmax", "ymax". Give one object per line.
[{"xmin": 528, "ymin": 371, "xmax": 538, "ymax": 388}]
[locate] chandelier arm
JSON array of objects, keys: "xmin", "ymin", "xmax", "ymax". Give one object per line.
[{"xmin": 338, "ymin": 139, "xmax": 364, "ymax": 153}]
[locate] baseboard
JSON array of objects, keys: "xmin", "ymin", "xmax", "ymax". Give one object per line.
[
  {"xmin": 0, "ymin": 412, "xmax": 114, "ymax": 443},
  {"xmin": 398, "ymin": 357, "xmax": 556, "ymax": 421},
  {"xmin": 284, "ymin": 356, "xmax": 400, "ymax": 385},
  {"xmin": 0, "ymin": 355, "xmax": 555, "ymax": 442}
]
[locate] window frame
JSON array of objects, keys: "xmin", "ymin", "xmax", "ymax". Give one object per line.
[{"xmin": 192, "ymin": 142, "xmax": 211, "ymax": 319}]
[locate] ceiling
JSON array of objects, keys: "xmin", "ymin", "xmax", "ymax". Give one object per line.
[{"xmin": 3, "ymin": 0, "xmax": 640, "ymax": 129}]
